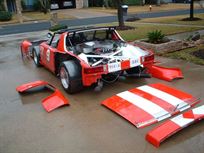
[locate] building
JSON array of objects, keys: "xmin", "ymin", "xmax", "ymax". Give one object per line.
[{"xmin": 5, "ymin": 0, "xmax": 88, "ymax": 12}]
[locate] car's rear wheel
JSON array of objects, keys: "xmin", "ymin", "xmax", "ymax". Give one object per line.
[
  {"xmin": 33, "ymin": 47, "xmax": 41, "ymax": 67},
  {"xmin": 59, "ymin": 61, "xmax": 83, "ymax": 94}
]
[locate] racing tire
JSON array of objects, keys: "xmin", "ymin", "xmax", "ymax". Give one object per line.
[
  {"xmin": 33, "ymin": 47, "xmax": 41, "ymax": 67},
  {"xmin": 59, "ymin": 61, "xmax": 83, "ymax": 94}
]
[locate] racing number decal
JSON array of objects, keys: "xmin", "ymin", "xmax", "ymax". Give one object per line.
[{"xmin": 46, "ymin": 49, "xmax": 50, "ymax": 62}]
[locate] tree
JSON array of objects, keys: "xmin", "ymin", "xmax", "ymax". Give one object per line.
[
  {"xmin": 39, "ymin": 0, "xmax": 50, "ymax": 14},
  {"xmin": 189, "ymin": 0, "xmax": 204, "ymax": 20},
  {"xmin": 3, "ymin": 0, "xmax": 8, "ymax": 11},
  {"xmin": 190, "ymin": 0, "xmax": 194, "ymax": 19},
  {"xmin": 16, "ymin": 0, "xmax": 23, "ymax": 23}
]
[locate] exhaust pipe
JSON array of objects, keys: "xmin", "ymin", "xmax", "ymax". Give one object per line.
[{"xmin": 123, "ymin": 73, "xmax": 151, "ymax": 78}]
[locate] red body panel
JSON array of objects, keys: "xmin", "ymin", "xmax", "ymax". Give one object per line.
[
  {"xmin": 146, "ymin": 64, "xmax": 183, "ymax": 81},
  {"xmin": 146, "ymin": 105, "xmax": 204, "ymax": 147},
  {"xmin": 16, "ymin": 80, "xmax": 48, "ymax": 92},
  {"xmin": 20, "ymin": 40, "xmax": 32, "ymax": 58},
  {"xmin": 39, "ymin": 43, "xmax": 56, "ymax": 73},
  {"xmin": 16, "ymin": 81, "xmax": 69, "ymax": 112},
  {"xmin": 101, "ymin": 83, "xmax": 200, "ymax": 128},
  {"xmin": 42, "ymin": 89, "xmax": 69, "ymax": 112}
]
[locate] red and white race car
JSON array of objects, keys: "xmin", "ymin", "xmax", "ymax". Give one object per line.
[{"xmin": 21, "ymin": 26, "xmax": 181, "ymax": 93}]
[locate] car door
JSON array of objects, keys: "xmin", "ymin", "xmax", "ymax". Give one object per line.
[{"xmin": 40, "ymin": 34, "xmax": 60, "ymax": 73}]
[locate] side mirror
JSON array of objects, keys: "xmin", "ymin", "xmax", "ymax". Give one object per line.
[{"xmin": 47, "ymin": 33, "xmax": 53, "ymax": 38}]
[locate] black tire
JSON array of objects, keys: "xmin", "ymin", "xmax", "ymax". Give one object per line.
[
  {"xmin": 20, "ymin": 46, "xmax": 24, "ymax": 60},
  {"xmin": 32, "ymin": 46, "xmax": 41, "ymax": 67},
  {"xmin": 59, "ymin": 60, "xmax": 83, "ymax": 94}
]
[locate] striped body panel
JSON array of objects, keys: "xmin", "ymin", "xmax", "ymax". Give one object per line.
[
  {"xmin": 146, "ymin": 105, "xmax": 204, "ymax": 147},
  {"xmin": 101, "ymin": 83, "xmax": 200, "ymax": 128}
]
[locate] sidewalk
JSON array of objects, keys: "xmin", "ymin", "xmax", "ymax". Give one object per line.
[{"xmin": 168, "ymin": 29, "xmax": 204, "ymax": 40}]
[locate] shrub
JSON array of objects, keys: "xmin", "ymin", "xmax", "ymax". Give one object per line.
[
  {"xmin": 0, "ymin": 11, "xmax": 12, "ymax": 21},
  {"xmin": 89, "ymin": 0, "xmax": 104, "ymax": 7},
  {"xmin": 49, "ymin": 24, "xmax": 68, "ymax": 32},
  {"xmin": 21, "ymin": 0, "xmax": 26, "ymax": 10},
  {"xmin": 33, "ymin": 0, "xmax": 41, "ymax": 11},
  {"xmin": 147, "ymin": 30, "xmax": 165, "ymax": 44},
  {"xmin": 0, "ymin": 0, "xmax": 5, "ymax": 11}
]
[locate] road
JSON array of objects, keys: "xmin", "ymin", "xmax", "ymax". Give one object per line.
[
  {"xmin": 0, "ymin": 9, "xmax": 204, "ymax": 35},
  {"xmin": 0, "ymin": 36, "xmax": 203, "ymax": 153}
]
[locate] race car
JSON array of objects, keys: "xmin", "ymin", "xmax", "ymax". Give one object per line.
[{"xmin": 21, "ymin": 26, "xmax": 168, "ymax": 93}]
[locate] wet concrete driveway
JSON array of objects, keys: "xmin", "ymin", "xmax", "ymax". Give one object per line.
[{"xmin": 0, "ymin": 39, "xmax": 203, "ymax": 153}]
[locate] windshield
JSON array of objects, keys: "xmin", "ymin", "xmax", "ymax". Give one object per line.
[{"xmin": 67, "ymin": 29, "xmax": 114, "ymax": 46}]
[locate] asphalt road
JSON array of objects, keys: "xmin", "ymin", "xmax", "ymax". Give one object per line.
[
  {"xmin": 0, "ymin": 37, "xmax": 203, "ymax": 153},
  {"xmin": 0, "ymin": 9, "xmax": 204, "ymax": 36}
]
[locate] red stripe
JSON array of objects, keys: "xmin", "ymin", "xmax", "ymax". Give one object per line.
[
  {"xmin": 149, "ymin": 83, "xmax": 195, "ymax": 104},
  {"xmin": 129, "ymin": 88, "xmax": 176, "ymax": 113},
  {"xmin": 102, "ymin": 95, "xmax": 154, "ymax": 126},
  {"xmin": 146, "ymin": 120, "xmax": 180, "ymax": 147}
]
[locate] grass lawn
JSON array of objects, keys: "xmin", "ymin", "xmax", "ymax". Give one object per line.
[
  {"xmin": 87, "ymin": 3, "xmax": 201, "ymax": 14},
  {"xmin": 162, "ymin": 45, "xmax": 204, "ymax": 65},
  {"xmin": 97, "ymin": 22, "xmax": 203, "ymax": 41},
  {"xmin": 0, "ymin": 11, "xmax": 75, "ymax": 25},
  {"xmin": 140, "ymin": 13, "xmax": 204, "ymax": 25}
]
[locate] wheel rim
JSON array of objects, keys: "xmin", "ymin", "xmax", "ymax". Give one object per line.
[
  {"xmin": 60, "ymin": 67, "xmax": 69, "ymax": 89},
  {"xmin": 33, "ymin": 51, "xmax": 38, "ymax": 64}
]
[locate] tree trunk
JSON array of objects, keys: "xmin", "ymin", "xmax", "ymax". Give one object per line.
[
  {"xmin": 190, "ymin": 0, "xmax": 194, "ymax": 19},
  {"xmin": 16, "ymin": 0, "xmax": 23, "ymax": 23},
  {"xmin": 40, "ymin": 0, "xmax": 50, "ymax": 14},
  {"xmin": 4, "ymin": 0, "xmax": 8, "ymax": 11},
  {"xmin": 117, "ymin": 0, "xmax": 124, "ymax": 27}
]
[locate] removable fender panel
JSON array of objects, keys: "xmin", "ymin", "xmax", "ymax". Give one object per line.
[
  {"xmin": 21, "ymin": 40, "xmax": 32, "ymax": 58},
  {"xmin": 16, "ymin": 80, "xmax": 69, "ymax": 112},
  {"xmin": 146, "ymin": 65, "xmax": 183, "ymax": 82},
  {"xmin": 16, "ymin": 80, "xmax": 48, "ymax": 93},
  {"xmin": 146, "ymin": 105, "xmax": 204, "ymax": 147},
  {"xmin": 42, "ymin": 89, "xmax": 69, "ymax": 112},
  {"xmin": 101, "ymin": 83, "xmax": 200, "ymax": 128}
]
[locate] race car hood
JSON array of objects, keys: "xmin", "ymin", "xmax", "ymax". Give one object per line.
[{"xmin": 102, "ymin": 83, "xmax": 200, "ymax": 128}]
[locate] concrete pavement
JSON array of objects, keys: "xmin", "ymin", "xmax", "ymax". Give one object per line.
[{"xmin": 0, "ymin": 37, "xmax": 203, "ymax": 153}]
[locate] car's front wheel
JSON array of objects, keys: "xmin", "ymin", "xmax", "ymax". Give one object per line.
[{"xmin": 59, "ymin": 61, "xmax": 83, "ymax": 94}]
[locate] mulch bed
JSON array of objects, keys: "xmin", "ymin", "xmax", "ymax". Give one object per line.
[
  {"xmin": 191, "ymin": 49, "xmax": 204, "ymax": 60},
  {"xmin": 180, "ymin": 17, "xmax": 202, "ymax": 21}
]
